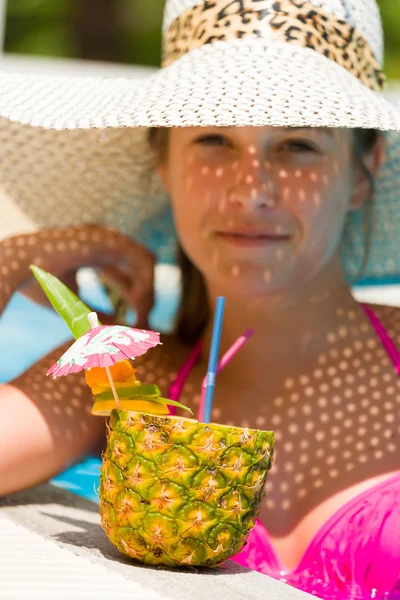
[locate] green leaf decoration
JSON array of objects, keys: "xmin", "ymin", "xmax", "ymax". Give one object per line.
[
  {"xmin": 97, "ymin": 385, "xmax": 193, "ymax": 415},
  {"xmin": 30, "ymin": 265, "xmax": 101, "ymax": 340},
  {"xmin": 157, "ymin": 397, "xmax": 194, "ymax": 415},
  {"xmin": 97, "ymin": 384, "xmax": 161, "ymax": 400}
]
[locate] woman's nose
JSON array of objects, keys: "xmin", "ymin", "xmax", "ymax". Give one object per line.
[{"xmin": 228, "ymin": 162, "xmax": 276, "ymax": 209}]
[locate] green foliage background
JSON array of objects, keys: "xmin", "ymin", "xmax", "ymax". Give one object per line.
[{"xmin": 4, "ymin": 0, "xmax": 399, "ymax": 80}]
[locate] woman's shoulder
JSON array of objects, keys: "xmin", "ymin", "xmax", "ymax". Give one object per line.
[{"xmin": 133, "ymin": 333, "xmax": 194, "ymax": 397}]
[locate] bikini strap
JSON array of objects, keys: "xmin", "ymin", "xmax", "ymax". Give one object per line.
[
  {"xmin": 167, "ymin": 340, "xmax": 203, "ymax": 415},
  {"xmin": 362, "ymin": 304, "xmax": 400, "ymax": 376}
]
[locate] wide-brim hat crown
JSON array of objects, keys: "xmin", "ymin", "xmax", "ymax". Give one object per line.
[{"xmin": 0, "ymin": 0, "xmax": 399, "ymax": 281}]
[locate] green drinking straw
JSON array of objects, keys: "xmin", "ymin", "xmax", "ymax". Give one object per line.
[{"xmin": 202, "ymin": 296, "xmax": 226, "ymax": 423}]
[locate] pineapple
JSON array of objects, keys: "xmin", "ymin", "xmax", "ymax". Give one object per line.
[{"xmin": 100, "ymin": 410, "xmax": 275, "ymax": 567}]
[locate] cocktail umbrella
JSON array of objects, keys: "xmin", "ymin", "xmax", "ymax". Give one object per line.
[{"xmin": 47, "ymin": 312, "xmax": 161, "ymax": 407}]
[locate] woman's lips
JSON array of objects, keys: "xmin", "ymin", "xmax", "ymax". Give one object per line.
[{"xmin": 215, "ymin": 231, "xmax": 292, "ymax": 246}]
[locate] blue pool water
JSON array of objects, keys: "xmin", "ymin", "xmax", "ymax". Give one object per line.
[
  {"xmin": 52, "ymin": 456, "xmax": 101, "ymax": 503},
  {"xmin": 0, "ymin": 293, "xmax": 73, "ymax": 383}
]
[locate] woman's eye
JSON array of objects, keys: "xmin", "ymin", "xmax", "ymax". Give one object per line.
[
  {"xmin": 195, "ymin": 135, "xmax": 231, "ymax": 148},
  {"xmin": 279, "ymin": 141, "xmax": 318, "ymax": 153}
]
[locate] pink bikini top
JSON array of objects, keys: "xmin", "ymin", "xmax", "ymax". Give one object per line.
[{"xmin": 167, "ymin": 305, "xmax": 400, "ymax": 599}]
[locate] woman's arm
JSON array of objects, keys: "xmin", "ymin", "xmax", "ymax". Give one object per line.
[
  {"xmin": 0, "ymin": 341, "xmax": 106, "ymax": 497},
  {"xmin": 0, "ymin": 229, "xmax": 82, "ymax": 313},
  {"xmin": 0, "ymin": 225, "xmax": 155, "ymax": 327}
]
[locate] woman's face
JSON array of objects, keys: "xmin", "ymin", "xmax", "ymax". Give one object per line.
[{"xmin": 159, "ymin": 126, "xmax": 361, "ymax": 296}]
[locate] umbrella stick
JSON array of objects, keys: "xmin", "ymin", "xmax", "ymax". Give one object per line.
[
  {"xmin": 88, "ymin": 311, "xmax": 121, "ymax": 410},
  {"xmin": 105, "ymin": 365, "xmax": 121, "ymax": 409}
]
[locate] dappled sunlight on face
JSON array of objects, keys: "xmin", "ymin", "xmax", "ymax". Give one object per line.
[{"xmin": 165, "ymin": 126, "xmax": 356, "ymax": 297}]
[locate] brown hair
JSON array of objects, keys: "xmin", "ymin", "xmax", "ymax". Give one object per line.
[
  {"xmin": 148, "ymin": 127, "xmax": 210, "ymax": 344},
  {"xmin": 148, "ymin": 127, "xmax": 380, "ymax": 343},
  {"xmin": 352, "ymin": 128, "xmax": 381, "ymax": 281}
]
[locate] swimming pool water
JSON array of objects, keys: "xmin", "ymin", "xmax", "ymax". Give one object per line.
[{"xmin": 52, "ymin": 456, "xmax": 102, "ymax": 504}]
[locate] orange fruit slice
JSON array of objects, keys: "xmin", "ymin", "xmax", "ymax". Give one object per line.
[{"xmin": 85, "ymin": 360, "xmax": 141, "ymax": 395}]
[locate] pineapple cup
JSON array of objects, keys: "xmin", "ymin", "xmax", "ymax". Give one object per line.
[{"xmin": 100, "ymin": 410, "xmax": 275, "ymax": 568}]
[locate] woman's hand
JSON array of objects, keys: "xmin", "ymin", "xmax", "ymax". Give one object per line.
[{"xmin": 0, "ymin": 224, "xmax": 155, "ymax": 328}]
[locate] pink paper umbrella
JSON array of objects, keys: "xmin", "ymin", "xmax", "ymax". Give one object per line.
[{"xmin": 47, "ymin": 312, "xmax": 161, "ymax": 407}]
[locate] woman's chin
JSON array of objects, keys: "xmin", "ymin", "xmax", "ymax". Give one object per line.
[{"xmin": 208, "ymin": 262, "xmax": 297, "ymax": 297}]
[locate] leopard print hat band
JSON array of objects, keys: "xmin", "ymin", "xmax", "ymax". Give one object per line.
[{"xmin": 163, "ymin": 0, "xmax": 386, "ymax": 92}]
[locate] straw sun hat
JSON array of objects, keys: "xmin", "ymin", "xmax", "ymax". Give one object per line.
[{"xmin": 0, "ymin": 0, "xmax": 399, "ymax": 281}]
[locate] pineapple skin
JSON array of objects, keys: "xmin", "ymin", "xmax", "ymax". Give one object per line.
[{"xmin": 100, "ymin": 411, "xmax": 275, "ymax": 568}]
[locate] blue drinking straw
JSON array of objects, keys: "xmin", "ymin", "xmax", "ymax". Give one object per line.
[{"xmin": 202, "ymin": 296, "xmax": 226, "ymax": 423}]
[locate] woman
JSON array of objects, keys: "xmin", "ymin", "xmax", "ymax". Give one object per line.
[{"xmin": 0, "ymin": 0, "xmax": 399, "ymax": 597}]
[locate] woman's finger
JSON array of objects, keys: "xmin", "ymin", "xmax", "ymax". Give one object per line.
[
  {"xmin": 59, "ymin": 270, "xmax": 80, "ymax": 296},
  {"xmin": 96, "ymin": 265, "xmax": 154, "ymax": 328}
]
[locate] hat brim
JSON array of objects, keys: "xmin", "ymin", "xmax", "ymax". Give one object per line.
[
  {"xmin": 0, "ymin": 39, "xmax": 399, "ymax": 130},
  {"xmin": 0, "ymin": 38, "xmax": 399, "ymax": 279}
]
